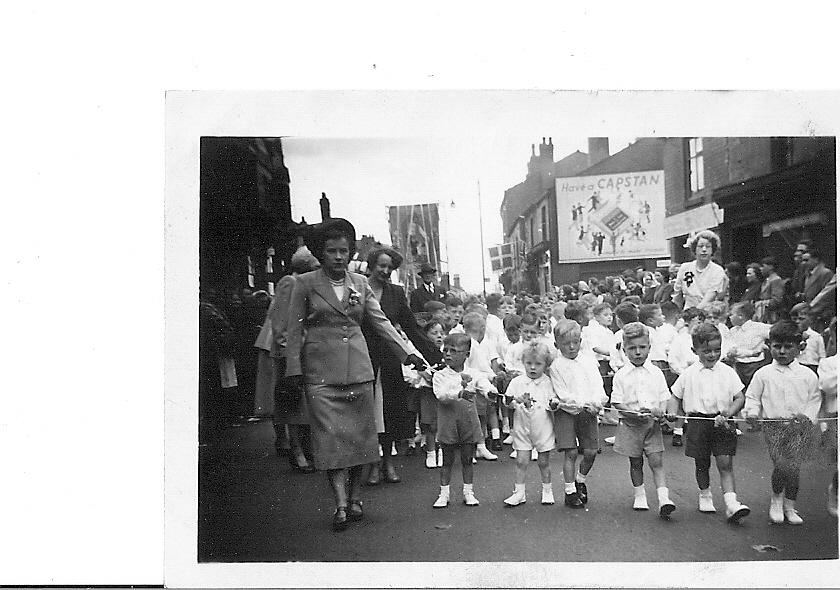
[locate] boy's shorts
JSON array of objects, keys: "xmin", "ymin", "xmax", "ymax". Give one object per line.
[
  {"xmin": 436, "ymin": 399, "xmax": 483, "ymax": 445},
  {"xmin": 734, "ymin": 359, "xmax": 770, "ymax": 387},
  {"xmin": 684, "ymin": 413, "xmax": 737, "ymax": 459},
  {"xmin": 613, "ymin": 418, "xmax": 664, "ymax": 458},
  {"xmin": 554, "ymin": 410, "xmax": 599, "ymax": 451},
  {"xmin": 597, "ymin": 360, "xmax": 613, "ymax": 398}
]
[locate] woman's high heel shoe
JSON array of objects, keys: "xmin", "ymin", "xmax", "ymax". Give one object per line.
[
  {"xmin": 288, "ymin": 454, "xmax": 316, "ymax": 473},
  {"xmin": 332, "ymin": 506, "xmax": 348, "ymax": 531}
]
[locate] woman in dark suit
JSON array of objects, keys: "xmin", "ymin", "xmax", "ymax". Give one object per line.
[
  {"xmin": 285, "ymin": 219, "xmax": 426, "ymax": 531},
  {"xmin": 363, "ymin": 247, "xmax": 438, "ymax": 485}
]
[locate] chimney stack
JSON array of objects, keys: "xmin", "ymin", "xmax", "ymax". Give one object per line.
[{"xmin": 587, "ymin": 138, "xmax": 610, "ymax": 167}]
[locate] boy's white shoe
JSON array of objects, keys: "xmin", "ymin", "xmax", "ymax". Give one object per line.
[
  {"xmin": 463, "ymin": 484, "xmax": 480, "ymax": 506},
  {"xmin": 769, "ymin": 493, "xmax": 784, "ymax": 524},
  {"xmin": 531, "ymin": 449, "xmax": 539, "ymax": 461},
  {"xmin": 783, "ymin": 498, "xmax": 803, "ymax": 525},
  {"xmin": 604, "ymin": 436, "xmax": 615, "ymax": 445},
  {"xmin": 504, "ymin": 484, "xmax": 527, "ymax": 506},
  {"xmin": 391, "ymin": 442, "xmax": 398, "ymax": 456},
  {"xmin": 633, "ymin": 495, "xmax": 649, "ymax": 510},
  {"xmin": 725, "ymin": 501, "xmax": 751, "ymax": 524},
  {"xmin": 503, "ymin": 434, "xmax": 513, "ymax": 444},
  {"xmin": 476, "ymin": 445, "xmax": 498, "ymax": 461},
  {"xmin": 433, "ymin": 486, "xmax": 450, "ymax": 508},
  {"xmin": 437, "ymin": 447, "xmax": 444, "ymax": 467},
  {"xmin": 657, "ymin": 487, "xmax": 676, "ymax": 518},
  {"xmin": 698, "ymin": 491, "xmax": 716, "ymax": 513},
  {"xmin": 425, "ymin": 450, "xmax": 437, "ymax": 469},
  {"xmin": 541, "ymin": 486, "xmax": 555, "ymax": 505},
  {"xmin": 509, "ymin": 450, "xmax": 517, "ymax": 459}
]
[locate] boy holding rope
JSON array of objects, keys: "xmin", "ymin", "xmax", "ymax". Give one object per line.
[
  {"xmin": 744, "ymin": 320, "xmax": 822, "ymax": 525},
  {"xmin": 611, "ymin": 322, "xmax": 677, "ymax": 518},
  {"xmin": 668, "ymin": 323, "xmax": 751, "ymax": 523}
]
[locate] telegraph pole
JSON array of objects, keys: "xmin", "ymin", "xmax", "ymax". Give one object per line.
[{"xmin": 477, "ymin": 180, "xmax": 487, "ymax": 297}]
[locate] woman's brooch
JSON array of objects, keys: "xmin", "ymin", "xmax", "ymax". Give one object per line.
[{"xmin": 347, "ymin": 285, "xmax": 362, "ymax": 306}]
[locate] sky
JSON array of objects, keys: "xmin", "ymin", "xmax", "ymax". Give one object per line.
[{"xmin": 285, "ymin": 136, "xmax": 635, "ymax": 293}]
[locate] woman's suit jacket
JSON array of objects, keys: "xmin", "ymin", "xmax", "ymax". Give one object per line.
[{"xmin": 285, "ymin": 269, "xmax": 415, "ymax": 385}]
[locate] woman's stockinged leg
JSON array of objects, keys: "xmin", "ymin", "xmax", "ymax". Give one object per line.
[
  {"xmin": 348, "ymin": 465, "xmax": 364, "ymax": 504},
  {"xmin": 461, "ymin": 443, "xmax": 476, "ymax": 484},
  {"xmin": 327, "ymin": 468, "xmax": 349, "ymax": 508}
]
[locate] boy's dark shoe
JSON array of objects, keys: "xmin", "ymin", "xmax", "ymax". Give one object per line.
[
  {"xmin": 575, "ymin": 482, "xmax": 588, "ymax": 504},
  {"xmin": 565, "ymin": 492, "xmax": 584, "ymax": 508},
  {"xmin": 671, "ymin": 433, "xmax": 683, "ymax": 447}
]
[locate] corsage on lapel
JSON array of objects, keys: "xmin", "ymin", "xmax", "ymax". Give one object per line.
[{"xmin": 347, "ymin": 285, "xmax": 362, "ymax": 306}]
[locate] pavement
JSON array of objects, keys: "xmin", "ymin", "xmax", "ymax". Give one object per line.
[{"xmin": 199, "ymin": 420, "xmax": 837, "ymax": 563}]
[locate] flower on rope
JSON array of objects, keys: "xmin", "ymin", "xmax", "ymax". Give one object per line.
[{"xmin": 347, "ymin": 285, "xmax": 362, "ymax": 306}]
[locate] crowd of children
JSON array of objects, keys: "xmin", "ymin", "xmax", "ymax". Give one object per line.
[{"xmin": 400, "ymin": 288, "xmax": 837, "ymax": 525}]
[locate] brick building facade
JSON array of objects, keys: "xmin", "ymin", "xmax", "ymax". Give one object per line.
[{"xmin": 663, "ymin": 137, "xmax": 835, "ymax": 276}]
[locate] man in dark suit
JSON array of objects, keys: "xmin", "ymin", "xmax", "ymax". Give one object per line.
[
  {"xmin": 802, "ymin": 248, "xmax": 835, "ymax": 305},
  {"xmin": 409, "ymin": 263, "xmax": 446, "ymax": 312}
]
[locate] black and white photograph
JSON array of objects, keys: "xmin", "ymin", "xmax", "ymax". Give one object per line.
[{"xmin": 164, "ymin": 91, "xmax": 839, "ymax": 587}]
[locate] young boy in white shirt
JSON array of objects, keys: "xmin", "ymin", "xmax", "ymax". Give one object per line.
[
  {"xmin": 612, "ymin": 322, "xmax": 677, "ymax": 518},
  {"xmin": 668, "ymin": 323, "xmax": 750, "ymax": 523},
  {"xmin": 725, "ymin": 301, "xmax": 771, "ymax": 388},
  {"xmin": 667, "ymin": 307, "xmax": 706, "ymax": 446},
  {"xmin": 462, "ymin": 312, "xmax": 501, "ymax": 460},
  {"xmin": 432, "ymin": 333, "xmax": 495, "ymax": 508},
  {"xmin": 790, "ymin": 302, "xmax": 826, "ymax": 374},
  {"xmin": 551, "ymin": 320, "xmax": 609, "ymax": 508},
  {"xmin": 744, "ymin": 320, "xmax": 822, "ymax": 525}
]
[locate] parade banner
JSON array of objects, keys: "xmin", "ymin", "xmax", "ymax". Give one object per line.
[
  {"xmin": 555, "ymin": 170, "xmax": 668, "ymax": 262},
  {"xmin": 489, "ymin": 243, "xmax": 514, "ymax": 272},
  {"xmin": 387, "ymin": 203, "xmax": 441, "ymax": 290}
]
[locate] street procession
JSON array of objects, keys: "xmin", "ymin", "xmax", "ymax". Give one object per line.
[{"xmin": 198, "ymin": 135, "xmax": 837, "ymax": 565}]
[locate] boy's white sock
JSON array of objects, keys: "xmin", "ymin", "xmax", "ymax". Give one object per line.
[
  {"xmin": 542, "ymin": 482, "xmax": 553, "ymax": 492},
  {"xmin": 463, "ymin": 483, "xmax": 474, "ymax": 495},
  {"xmin": 575, "ymin": 471, "xmax": 587, "ymax": 484},
  {"xmin": 565, "ymin": 482, "xmax": 577, "ymax": 494},
  {"xmin": 723, "ymin": 491, "xmax": 739, "ymax": 510},
  {"xmin": 439, "ymin": 484, "xmax": 450, "ymax": 495},
  {"xmin": 657, "ymin": 486, "xmax": 672, "ymax": 505},
  {"xmin": 634, "ymin": 484, "xmax": 646, "ymax": 498},
  {"xmin": 673, "ymin": 427, "xmax": 683, "ymax": 435},
  {"xmin": 491, "ymin": 427, "xmax": 500, "ymax": 440}
]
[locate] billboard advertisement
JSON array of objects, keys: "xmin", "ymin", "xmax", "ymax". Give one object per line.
[
  {"xmin": 555, "ymin": 170, "xmax": 667, "ymax": 262},
  {"xmin": 387, "ymin": 203, "xmax": 441, "ymax": 290}
]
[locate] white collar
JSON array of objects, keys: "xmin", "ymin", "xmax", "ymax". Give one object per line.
[{"xmin": 771, "ymin": 359, "xmax": 800, "ymax": 372}]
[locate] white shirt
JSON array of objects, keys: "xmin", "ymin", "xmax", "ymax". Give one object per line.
[
  {"xmin": 609, "ymin": 329, "xmax": 628, "ymax": 372},
  {"xmin": 504, "ymin": 373, "xmax": 557, "ymax": 413},
  {"xmin": 611, "ymin": 361, "xmax": 671, "ymax": 412},
  {"xmin": 432, "ymin": 365, "xmax": 494, "ymax": 402},
  {"xmin": 818, "ymin": 355, "xmax": 837, "ymax": 415},
  {"xmin": 656, "ymin": 322, "xmax": 679, "ymax": 358},
  {"xmin": 727, "ymin": 320, "xmax": 771, "ymax": 364},
  {"xmin": 549, "ymin": 353, "xmax": 608, "ymax": 414},
  {"xmin": 674, "ymin": 260, "xmax": 726, "ymax": 309},
  {"xmin": 744, "ymin": 360, "xmax": 821, "ymax": 421},
  {"xmin": 504, "ymin": 337, "xmax": 556, "ymax": 374},
  {"xmin": 485, "ymin": 314, "xmax": 505, "ymax": 352},
  {"xmin": 798, "ymin": 327, "xmax": 826, "ymax": 367},
  {"xmin": 668, "ymin": 330, "xmax": 698, "ymax": 375},
  {"xmin": 582, "ymin": 319, "xmax": 614, "ymax": 361},
  {"xmin": 465, "ymin": 337, "xmax": 499, "ymax": 380},
  {"xmin": 671, "ymin": 361, "xmax": 744, "ymax": 415},
  {"xmin": 647, "ymin": 325, "xmax": 667, "ymax": 362}
]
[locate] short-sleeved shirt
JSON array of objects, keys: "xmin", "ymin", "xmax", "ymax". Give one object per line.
[
  {"xmin": 582, "ymin": 319, "xmax": 615, "ymax": 361},
  {"xmin": 674, "ymin": 260, "xmax": 726, "ymax": 309},
  {"xmin": 611, "ymin": 361, "xmax": 671, "ymax": 412},
  {"xmin": 668, "ymin": 330, "xmax": 698, "ymax": 376},
  {"xmin": 671, "ymin": 361, "xmax": 744, "ymax": 414},
  {"xmin": 432, "ymin": 365, "xmax": 494, "ymax": 402},
  {"xmin": 465, "ymin": 337, "xmax": 499, "ymax": 380},
  {"xmin": 727, "ymin": 320, "xmax": 770, "ymax": 364},
  {"xmin": 744, "ymin": 360, "xmax": 821, "ymax": 421},
  {"xmin": 798, "ymin": 328, "xmax": 826, "ymax": 367},
  {"xmin": 549, "ymin": 353, "xmax": 608, "ymax": 414},
  {"xmin": 505, "ymin": 373, "xmax": 557, "ymax": 413}
]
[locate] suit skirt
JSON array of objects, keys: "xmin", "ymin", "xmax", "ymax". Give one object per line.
[{"xmin": 305, "ymin": 381, "xmax": 379, "ymax": 470}]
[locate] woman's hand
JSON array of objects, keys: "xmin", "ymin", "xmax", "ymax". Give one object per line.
[{"xmin": 404, "ymin": 354, "xmax": 427, "ymax": 371}]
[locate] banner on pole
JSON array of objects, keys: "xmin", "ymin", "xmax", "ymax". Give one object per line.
[
  {"xmin": 489, "ymin": 243, "xmax": 514, "ymax": 272},
  {"xmin": 388, "ymin": 203, "xmax": 441, "ymax": 291}
]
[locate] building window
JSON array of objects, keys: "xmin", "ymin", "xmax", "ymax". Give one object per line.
[
  {"xmin": 529, "ymin": 217, "xmax": 535, "ymax": 247},
  {"xmin": 540, "ymin": 205, "xmax": 548, "ymax": 242},
  {"xmin": 688, "ymin": 137, "xmax": 705, "ymax": 193}
]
